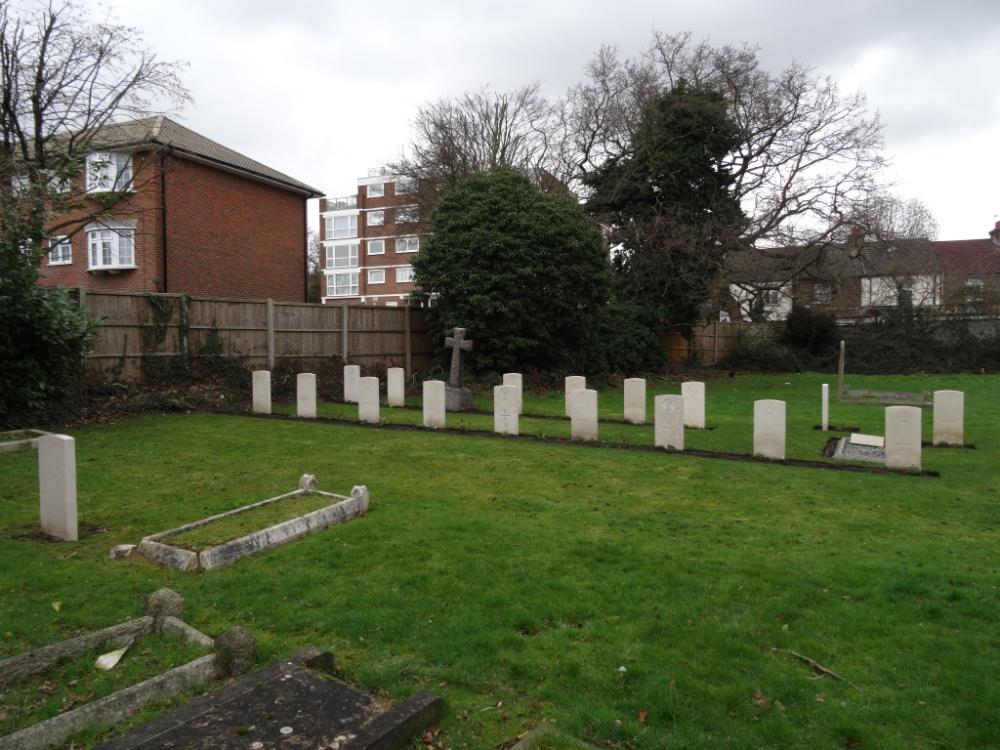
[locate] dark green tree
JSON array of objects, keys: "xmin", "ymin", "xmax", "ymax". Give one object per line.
[
  {"xmin": 584, "ymin": 81, "xmax": 747, "ymax": 331},
  {"xmin": 412, "ymin": 170, "xmax": 610, "ymax": 374}
]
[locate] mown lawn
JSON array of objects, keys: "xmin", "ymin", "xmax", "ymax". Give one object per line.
[{"xmin": 1, "ymin": 372, "xmax": 998, "ymax": 749}]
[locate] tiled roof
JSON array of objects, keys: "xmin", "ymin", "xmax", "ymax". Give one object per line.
[
  {"xmin": 90, "ymin": 116, "xmax": 323, "ymax": 197},
  {"xmin": 932, "ymin": 239, "xmax": 1000, "ymax": 276}
]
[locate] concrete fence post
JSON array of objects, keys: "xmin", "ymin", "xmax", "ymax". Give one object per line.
[
  {"xmin": 265, "ymin": 298, "xmax": 275, "ymax": 371},
  {"xmin": 341, "ymin": 302, "xmax": 349, "ymax": 362}
]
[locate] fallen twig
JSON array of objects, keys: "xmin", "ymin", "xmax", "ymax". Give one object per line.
[{"xmin": 772, "ymin": 648, "xmax": 859, "ymax": 689}]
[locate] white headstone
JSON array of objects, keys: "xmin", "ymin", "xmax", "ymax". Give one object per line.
[
  {"xmin": 565, "ymin": 376, "xmax": 586, "ymax": 417},
  {"xmin": 359, "ymin": 376, "xmax": 380, "ymax": 424},
  {"xmin": 932, "ymin": 390, "xmax": 964, "ymax": 446},
  {"xmin": 753, "ymin": 399, "xmax": 786, "ymax": 459},
  {"xmin": 821, "ymin": 383, "xmax": 829, "ymax": 431},
  {"xmin": 624, "ymin": 378, "xmax": 646, "ymax": 425},
  {"xmin": 654, "ymin": 394, "xmax": 684, "ymax": 450},
  {"xmin": 681, "ymin": 381, "xmax": 705, "ymax": 428},
  {"xmin": 387, "ymin": 367, "xmax": 405, "ymax": 407},
  {"xmin": 296, "ymin": 373, "xmax": 317, "ymax": 419},
  {"xmin": 885, "ymin": 405, "xmax": 922, "ymax": 470},
  {"xmin": 252, "ymin": 370, "xmax": 271, "ymax": 415},
  {"xmin": 343, "ymin": 364, "xmax": 361, "ymax": 403},
  {"xmin": 502, "ymin": 373, "xmax": 523, "ymax": 414},
  {"xmin": 38, "ymin": 434, "xmax": 77, "ymax": 541},
  {"xmin": 423, "ymin": 380, "xmax": 446, "ymax": 429},
  {"xmin": 494, "ymin": 385, "xmax": 519, "ymax": 436},
  {"xmin": 571, "ymin": 388, "xmax": 599, "ymax": 442}
]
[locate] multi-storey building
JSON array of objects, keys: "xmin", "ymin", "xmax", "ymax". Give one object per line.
[{"xmin": 319, "ymin": 169, "xmax": 425, "ymax": 306}]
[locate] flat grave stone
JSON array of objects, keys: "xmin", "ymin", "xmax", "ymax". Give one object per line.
[
  {"xmin": 358, "ymin": 376, "xmax": 380, "ymax": 424},
  {"xmin": 933, "ymin": 390, "xmax": 964, "ymax": 446},
  {"xmin": 885, "ymin": 405, "xmax": 922, "ymax": 471},
  {"xmin": 832, "ymin": 434, "xmax": 886, "ymax": 464},
  {"xmin": 849, "ymin": 433, "xmax": 884, "ymax": 448},
  {"xmin": 570, "ymin": 388, "xmax": 598, "ymax": 442},
  {"xmin": 423, "ymin": 380, "xmax": 446, "ymax": 428},
  {"xmin": 494, "ymin": 384, "xmax": 519, "ymax": 436},
  {"xmin": 681, "ymin": 381, "xmax": 705, "ymax": 429},
  {"xmin": 387, "ymin": 367, "xmax": 405, "ymax": 407},
  {"xmin": 753, "ymin": 399, "xmax": 785, "ymax": 460},
  {"xmin": 623, "ymin": 378, "xmax": 646, "ymax": 425},
  {"xmin": 344, "ymin": 365, "xmax": 361, "ymax": 403},
  {"xmin": 502, "ymin": 372, "xmax": 523, "ymax": 414},
  {"xmin": 654, "ymin": 394, "xmax": 684, "ymax": 450},
  {"xmin": 252, "ymin": 371, "xmax": 271, "ymax": 415},
  {"xmin": 296, "ymin": 373, "xmax": 317, "ymax": 419},
  {"xmin": 564, "ymin": 376, "xmax": 586, "ymax": 417},
  {"xmin": 95, "ymin": 649, "xmax": 442, "ymax": 750}
]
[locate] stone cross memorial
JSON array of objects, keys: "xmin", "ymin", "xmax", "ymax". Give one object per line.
[
  {"xmin": 681, "ymin": 381, "xmax": 706, "ymax": 429},
  {"xmin": 493, "ymin": 385, "xmax": 519, "ymax": 436},
  {"xmin": 444, "ymin": 328, "xmax": 474, "ymax": 411},
  {"xmin": 564, "ymin": 376, "xmax": 586, "ymax": 417},
  {"xmin": 753, "ymin": 399, "xmax": 786, "ymax": 460},
  {"xmin": 38, "ymin": 434, "xmax": 78, "ymax": 541},
  {"xmin": 502, "ymin": 372, "xmax": 523, "ymax": 414},
  {"xmin": 387, "ymin": 367, "xmax": 405, "ymax": 407},
  {"xmin": 343, "ymin": 365, "xmax": 361, "ymax": 404},
  {"xmin": 296, "ymin": 373, "xmax": 317, "ymax": 419},
  {"xmin": 423, "ymin": 380, "xmax": 446, "ymax": 429},
  {"xmin": 571, "ymin": 388, "xmax": 599, "ymax": 442},
  {"xmin": 932, "ymin": 390, "xmax": 964, "ymax": 446},
  {"xmin": 821, "ymin": 383, "xmax": 829, "ymax": 431},
  {"xmin": 624, "ymin": 378, "xmax": 646, "ymax": 424},
  {"xmin": 252, "ymin": 370, "xmax": 271, "ymax": 415},
  {"xmin": 654, "ymin": 394, "xmax": 684, "ymax": 451},
  {"xmin": 359, "ymin": 376, "xmax": 380, "ymax": 424},
  {"xmin": 885, "ymin": 405, "xmax": 922, "ymax": 470}
]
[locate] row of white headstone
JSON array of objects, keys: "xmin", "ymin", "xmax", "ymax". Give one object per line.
[{"xmin": 564, "ymin": 376, "xmax": 706, "ymax": 428}]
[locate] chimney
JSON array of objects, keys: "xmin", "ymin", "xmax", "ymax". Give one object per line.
[{"xmin": 990, "ymin": 220, "xmax": 1000, "ymax": 247}]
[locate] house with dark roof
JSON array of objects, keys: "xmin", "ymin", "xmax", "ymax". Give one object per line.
[{"xmin": 38, "ymin": 116, "xmax": 323, "ymax": 301}]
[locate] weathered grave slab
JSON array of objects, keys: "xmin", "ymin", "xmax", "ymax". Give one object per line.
[
  {"xmin": 753, "ymin": 399, "xmax": 786, "ymax": 460},
  {"xmin": 850, "ymin": 433, "xmax": 884, "ymax": 448},
  {"xmin": 564, "ymin": 376, "xmax": 586, "ymax": 417},
  {"xmin": 387, "ymin": 367, "xmax": 405, "ymax": 407},
  {"xmin": 933, "ymin": 390, "xmax": 964, "ymax": 446},
  {"xmin": 359, "ymin": 376, "xmax": 380, "ymax": 424},
  {"xmin": 296, "ymin": 373, "xmax": 317, "ymax": 419},
  {"xmin": 252, "ymin": 370, "xmax": 271, "ymax": 415},
  {"xmin": 423, "ymin": 380, "xmax": 446, "ymax": 428},
  {"xmin": 623, "ymin": 378, "xmax": 646, "ymax": 425},
  {"xmin": 832, "ymin": 436, "xmax": 885, "ymax": 464},
  {"xmin": 681, "ymin": 381, "xmax": 705, "ymax": 428},
  {"xmin": 95, "ymin": 649, "xmax": 442, "ymax": 750},
  {"xmin": 494, "ymin": 385, "xmax": 519, "ymax": 436},
  {"xmin": 654, "ymin": 394, "xmax": 684, "ymax": 451},
  {"xmin": 837, "ymin": 340, "xmax": 931, "ymax": 406},
  {"xmin": 344, "ymin": 364, "xmax": 361, "ymax": 403},
  {"xmin": 502, "ymin": 372, "xmax": 523, "ymax": 414}
]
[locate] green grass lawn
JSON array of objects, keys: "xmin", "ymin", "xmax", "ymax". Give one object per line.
[{"xmin": 1, "ymin": 372, "xmax": 998, "ymax": 749}]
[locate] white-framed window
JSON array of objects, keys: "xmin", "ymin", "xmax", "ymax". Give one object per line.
[
  {"xmin": 87, "ymin": 223, "xmax": 135, "ymax": 269},
  {"xmin": 48, "ymin": 236, "xmax": 72, "ymax": 265},
  {"xmin": 396, "ymin": 235, "xmax": 419, "ymax": 253},
  {"xmin": 328, "ymin": 271, "xmax": 359, "ymax": 297},
  {"xmin": 326, "ymin": 243, "xmax": 358, "ymax": 269},
  {"xmin": 964, "ymin": 277, "xmax": 985, "ymax": 302},
  {"xmin": 862, "ymin": 275, "xmax": 940, "ymax": 308},
  {"xmin": 86, "ymin": 152, "xmax": 133, "ymax": 193},
  {"xmin": 814, "ymin": 282, "xmax": 832, "ymax": 305},
  {"xmin": 367, "ymin": 210, "xmax": 384, "ymax": 227},
  {"xmin": 367, "ymin": 239, "xmax": 385, "ymax": 255},
  {"xmin": 395, "ymin": 265, "xmax": 415, "ymax": 283},
  {"xmin": 368, "ymin": 269, "xmax": 385, "ymax": 284},
  {"xmin": 326, "ymin": 215, "xmax": 358, "ymax": 239},
  {"xmin": 395, "ymin": 206, "xmax": 418, "ymax": 224},
  {"xmin": 367, "ymin": 183, "xmax": 384, "ymax": 198},
  {"xmin": 395, "ymin": 177, "xmax": 416, "ymax": 194}
]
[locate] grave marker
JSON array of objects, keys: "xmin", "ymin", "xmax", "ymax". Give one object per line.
[
  {"xmin": 571, "ymin": 388, "xmax": 598, "ymax": 442},
  {"xmin": 821, "ymin": 383, "xmax": 829, "ymax": 431},
  {"xmin": 624, "ymin": 378, "xmax": 646, "ymax": 424},
  {"xmin": 423, "ymin": 380, "xmax": 446, "ymax": 429},
  {"xmin": 681, "ymin": 381, "xmax": 705, "ymax": 428},
  {"xmin": 654, "ymin": 395, "xmax": 684, "ymax": 450},
  {"xmin": 387, "ymin": 367, "xmax": 405, "ymax": 407},
  {"xmin": 932, "ymin": 390, "xmax": 964, "ymax": 446},
  {"xmin": 493, "ymin": 385, "xmax": 519, "ymax": 436},
  {"xmin": 38, "ymin": 434, "xmax": 78, "ymax": 541},
  {"xmin": 565, "ymin": 376, "xmax": 586, "ymax": 417},
  {"xmin": 252, "ymin": 371, "xmax": 271, "ymax": 415},
  {"xmin": 753, "ymin": 399, "xmax": 786, "ymax": 460},
  {"xmin": 444, "ymin": 328, "xmax": 474, "ymax": 411},
  {"xmin": 885, "ymin": 406, "xmax": 922, "ymax": 470},
  {"xmin": 296, "ymin": 373, "xmax": 316, "ymax": 419},
  {"xmin": 359, "ymin": 377, "xmax": 380, "ymax": 424},
  {"xmin": 502, "ymin": 373, "xmax": 523, "ymax": 414},
  {"xmin": 343, "ymin": 364, "xmax": 361, "ymax": 403}
]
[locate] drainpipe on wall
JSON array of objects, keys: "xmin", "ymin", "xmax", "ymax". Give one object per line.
[
  {"xmin": 160, "ymin": 152, "xmax": 169, "ymax": 292},
  {"xmin": 303, "ymin": 200, "xmax": 310, "ymax": 302}
]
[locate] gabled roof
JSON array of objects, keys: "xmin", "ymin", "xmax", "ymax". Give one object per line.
[
  {"xmin": 91, "ymin": 116, "xmax": 323, "ymax": 198},
  {"xmin": 933, "ymin": 238, "xmax": 1000, "ymax": 276}
]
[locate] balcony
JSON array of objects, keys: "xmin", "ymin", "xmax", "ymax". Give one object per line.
[{"xmin": 325, "ymin": 195, "xmax": 357, "ymax": 211}]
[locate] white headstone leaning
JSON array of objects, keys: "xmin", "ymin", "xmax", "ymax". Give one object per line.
[
  {"xmin": 387, "ymin": 367, "xmax": 405, "ymax": 407},
  {"xmin": 821, "ymin": 383, "xmax": 829, "ymax": 431},
  {"xmin": 252, "ymin": 370, "xmax": 271, "ymax": 415},
  {"xmin": 571, "ymin": 388, "xmax": 599, "ymax": 442},
  {"xmin": 359, "ymin": 376, "xmax": 380, "ymax": 424},
  {"xmin": 885, "ymin": 405, "xmax": 922, "ymax": 470},
  {"xmin": 502, "ymin": 373, "xmax": 523, "ymax": 414},
  {"xmin": 343, "ymin": 364, "xmax": 361, "ymax": 403},
  {"xmin": 932, "ymin": 390, "xmax": 964, "ymax": 446},
  {"xmin": 681, "ymin": 381, "xmax": 705, "ymax": 429},
  {"xmin": 38, "ymin": 434, "xmax": 78, "ymax": 541},
  {"xmin": 624, "ymin": 378, "xmax": 646, "ymax": 425},
  {"xmin": 494, "ymin": 385, "xmax": 519, "ymax": 436},
  {"xmin": 654, "ymin": 394, "xmax": 684, "ymax": 451},
  {"xmin": 297, "ymin": 373, "xmax": 317, "ymax": 419},
  {"xmin": 753, "ymin": 399, "xmax": 786, "ymax": 460},
  {"xmin": 565, "ymin": 376, "xmax": 586, "ymax": 417},
  {"xmin": 423, "ymin": 380, "xmax": 446, "ymax": 429}
]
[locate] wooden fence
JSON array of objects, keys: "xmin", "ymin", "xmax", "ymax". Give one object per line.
[
  {"xmin": 665, "ymin": 321, "xmax": 777, "ymax": 366},
  {"xmin": 77, "ymin": 290, "xmax": 435, "ymax": 379}
]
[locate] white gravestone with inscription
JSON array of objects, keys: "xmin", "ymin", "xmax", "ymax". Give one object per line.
[
  {"xmin": 571, "ymin": 388, "xmax": 599, "ymax": 442},
  {"xmin": 343, "ymin": 365, "xmax": 361, "ymax": 403},
  {"xmin": 932, "ymin": 390, "xmax": 964, "ymax": 446},
  {"xmin": 423, "ymin": 380, "xmax": 446, "ymax": 429},
  {"xmin": 821, "ymin": 383, "xmax": 829, "ymax": 431},
  {"xmin": 38, "ymin": 434, "xmax": 78, "ymax": 541},
  {"xmin": 493, "ymin": 385, "xmax": 520, "ymax": 436},
  {"xmin": 387, "ymin": 367, "xmax": 405, "ymax": 407},
  {"xmin": 358, "ymin": 377, "xmax": 380, "ymax": 424},
  {"xmin": 654, "ymin": 395, "xmax": 684, "ymax": 450},
  {"xmin": 753, "ymin": 399, "xmax": 786, "ymax": 460},
  {"xmin": 252, "ymin": 370, "xmax": 271, "ymax": 415},
  {"xmin": 565, "ymin": 376, "xmax": 586, "ymax": 417},
  {"xmin": 885, "ymin": 406, "xmax": 922, "ymax": 470},
  {"xmin": 296, "ymin": 373, "xmax": 317, "ymax": 419},
  {"xmin": 624, "ymin": 378, "xmax": 646, "ymax": 425},
  {"xmin": 502, "ymin": 373, "xmax": 523, "ymax": 414},
  {"xmin": 681, "ymin": 381, "xmax": 706, "ymax": 429}
]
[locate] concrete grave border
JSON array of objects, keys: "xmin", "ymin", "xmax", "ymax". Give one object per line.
[
  {"xmin": 0, "ymin": 430, "xmax": 51, "ymax": 455},
  {"xmin": 0, "ymin": 589, "xmax": 254, "ymax": 750},
  {"xmin": 122, "ymin": 475, "xmax": 369, "ymax": 572}
]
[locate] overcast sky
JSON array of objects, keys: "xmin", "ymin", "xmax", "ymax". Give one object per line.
[{"xmin": 83, "ymin": 0, "xmax": 998, "ymax": 239}]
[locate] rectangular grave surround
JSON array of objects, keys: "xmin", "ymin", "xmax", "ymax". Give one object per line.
[
  {"xmin": 0, "ymin": 429, "xmax": 51, "ymax": 455},
  {"xmin": 128, "ymin": 480, "xmax": 368, "ymax": 573}
]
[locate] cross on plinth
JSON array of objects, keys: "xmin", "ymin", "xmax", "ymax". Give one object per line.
[{"xmin": 444, "ymin": 327, "xmax": 473, "ymax": 388}]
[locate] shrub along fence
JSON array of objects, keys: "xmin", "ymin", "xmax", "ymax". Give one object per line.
[{"xmin": 75, "ymin": 290, "xmax": 435, "ymax": 381}]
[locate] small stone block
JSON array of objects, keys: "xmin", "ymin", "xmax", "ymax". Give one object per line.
[
  {"xmin": 681, "ymin": 381, "xmax": 705, "ymax": 429},
  {"xmin": 445, "ymin": 385, "xmax": 474, "ymax": 412},
  {"xmin": 343, "ymin": 364, "xmax": 361, "ymax": 403},
  {"xmin": 654, "ymin": 394, "xmax": 684, "ymax": 450},
  {"xmin": 850, "ymin": 433, "xmax": 885, "ymax": 448},
  {"xmin": 423, "ymin": 380, "xmax": 446, "ymax": 428},
  {"xmin": 252, "ymin": 370, "xmax": 271, "ymax": 415},
  {"xmin": 885, "ymin": 405, "xmax": 922, "ymax": 470},
  {"xmin": 932, "ymin": 390, "xmax": 964, "ymax": 446},
  {"xmin": 570, "ymin": 388, "xmax": 598, "ymax": 442},
  {"xmin": 110, "ymin": 544, "xmax": 136, "ymax": 559},
  {"xmin": 296, "ymin": 373, "xmax": 317, "ymax": 419},
  {"xmin": 387, "ymin": 367, "xmax": 405, "ymax": 407},
  {"xmin": 624, "ymin": 378, "xmax": 646, "ymax": 424},
  {"xmin": 753, "ymin": 399, "xmax": 786, "ymax": 460},
  {"xmin": 38, "ymin": 434, "xmax": 78, "ymax": 541},
  {"xmin": 359, "ymin": 376, "xmax": 380, "ymax": 424},
  {"xmin": 145, "ymin": 587, "xmax": 185, "ymax": 625},
  {"xmin": 494, "ymin": 385, "xmax": 519, "ymax": 436},
  {"xmin": 564, "ymin": 376, "xmax": 586, "ymax": 417},
  {"xmin": 214, "ymin": 626, "xmax": 257, "ymax": 678},
  {"xmin": 298, "ymin": 474, "xmax": 318, "ymax": 491},
  {"xmin": 502, "ymin": 373, "xmax": 523, "ymax": 414}
]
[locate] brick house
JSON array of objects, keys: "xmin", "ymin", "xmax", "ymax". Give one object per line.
[
  {"xmin": 38, "ymin": 116, "xmax": 323, "ymax": 301},
  {"xmin": 318, "ymin": 169, "xmax": 424, "ymax": 306}
]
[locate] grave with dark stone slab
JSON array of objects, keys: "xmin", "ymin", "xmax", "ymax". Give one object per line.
[
  {"xmin": 831, "ymin": 433, "xmax": 886, "ymax": 464},
  {"xmin": 95, "ymin": 648, "xmax": 442, "ymax": 750}
]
